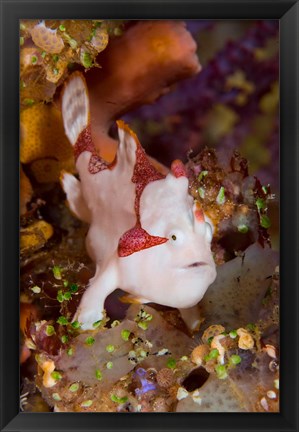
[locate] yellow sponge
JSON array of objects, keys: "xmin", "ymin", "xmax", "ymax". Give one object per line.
[
  {"xmin": 20, "ymin": 220, "xmax": 54, "ymax": 252},
  {"xmin": 20, "ymin": 103, "xmax": 75, "ymax": 182}
]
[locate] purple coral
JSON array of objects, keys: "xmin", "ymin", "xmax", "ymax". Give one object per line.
[{"xmin": 123, "ymin": 20, "xmax": 279, "ymax": 188}]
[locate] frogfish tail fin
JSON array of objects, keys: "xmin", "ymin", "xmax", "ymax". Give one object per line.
[{"xmin": 61, "ymin": 72, "xmax": 90, "ymax": 146}]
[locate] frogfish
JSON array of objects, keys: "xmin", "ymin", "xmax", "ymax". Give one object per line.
[{"xmin": 61, "ymin": 72, "xmax": 216, "ymax": 330}]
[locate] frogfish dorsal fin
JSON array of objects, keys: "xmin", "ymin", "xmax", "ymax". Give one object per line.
[
  {"xmin": 61, "ymin": 71, "xmax": 90, "ymax": 146},
  {"xmin": 61, "ymin": 72, "xmax": 111, "ymax": 173}
]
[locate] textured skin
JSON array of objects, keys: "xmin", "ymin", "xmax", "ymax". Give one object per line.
[{"xmin": 61, "ymin": 73, "xmax": 216, "ymax": 330}]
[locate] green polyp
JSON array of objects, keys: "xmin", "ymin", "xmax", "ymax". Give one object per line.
[
  {"xmin": 256, "ymin": 197, "xmax": 266, "ymax": 211},
  {"xmin": 198, "ymin": 187, "xmax": 205, "ymax": 199},
  {"xmin": 52, "ymin": 393, "xmax": 61, "ymax": 401},
  {"xmin": 166, "ymin": 358, "xmax": 176, "ymax": 369},
  {"xmin": 64, "ymin": 33, "xmax": 78, "ymax": 49},
  {"xmin": 81, "ymin": 51, "xmax": 93, "ymax": 68},
  {"xmin": 230, "ymin": 354, "xmax": 242, "ymax": 365},
  {"xmin": 89, "ymin": 28, "xmax": 96, "ymax": 41},
  {"xmin": 106, "ymin": 361, "xmax": 113, "ymax": 369},
  {"xmin": 216, "ymin": 186, "xmax": 225, "ymax": 205},
  {"xmin": 63, "ymin": 291, "xmax": 71, "ymax": 301},
  {"xmin": 198, "ymin": 170, "xmax": 208, "ymax": 182},
  {"xmin": 206, "ymin": 348, "xmax": 219, "ymax": 361},
  {"xmin": 45, "ymin": 325, "xmax": 55, "ymax": 336},
  {"xmin": 138, "ymin": 321, "xmax": 148, "ymax": 330},
  {"xmin": 95, "ymin": 369, "xmax": 102, "ymax": 380},
  {"xmin": 85, "ymin": 336, "xmax": 95, "ymax": 346},
  {"xmin": 53, "ymin": 266, "xmax": 62, "ymax": 280},
  {"xmin": 81, "ymin": 400, "xmax": 93, "ymax": 407},
  {"xmin": 260, "ymin": 214, "xmax": 271, "ymax": 229},
  {"xmin": 69, "ymin": 383, "xmax": 79, "ymax": 392},
  {"xmin": 121, "ymin": 329, "xmax": 131, "ymax": 341},
  {"xmin": 111, "ymin": 394, "xmax": 128, "ymax": 404},
  {"xmin": 71, "ymin": 321, "xmax": 80, "ymax": 329},
  {"xmin": 57, "ymin": 290, "xmax": 64, "ymax": 303},
  {"xmin": 31, "ymin": 285, "xmax": 41, "ymax": 293},
  {"xmin": 92, "ymin": 320, "xmax": 102, "ymax": 328},
  {"xmin": 215, "ymin": 364, "xmax": 228, "ymax": 380},
  {"xmin": 69, "ymin": 38, "xmax": 77, "ymax": 49},
  {"xmin": 51, "ymin": 371, "xmax": 62, "ymax": 381},
  {"xmin": 61, "ymin": 335, "xmax": 68, "ymax": 343},
  {"xmin": 70, "ymin": 283, "xmax": 78, "ymax": 293},
  {"xmin": 57, "ymin": 316, "xmax": 68, "ymax": 325},
  {"xmin": 207, "ymin": 336, "xmax": 213, "ymax": 345},
  {"xmin": 238, "ymin": 224, "xmax": 248, "ymax": 234}
]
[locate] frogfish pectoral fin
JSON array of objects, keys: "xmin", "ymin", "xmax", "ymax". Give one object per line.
[
  {"xmin": 60, "ymin": 170, "xmax": 91, "ymax": 223},
  {"xmin": 118, "ymin": 226, "xmax": 168, "ymax": 257}
]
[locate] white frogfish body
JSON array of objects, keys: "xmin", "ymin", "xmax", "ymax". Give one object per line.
[{"xmin": 61, "ymin": 72, "xmax": 216, "ymax": 330}]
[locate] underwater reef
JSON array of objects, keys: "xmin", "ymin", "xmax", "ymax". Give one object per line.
[{"xmin": 20, "ymin": 19, "xmax": 279, "ymax": 413}]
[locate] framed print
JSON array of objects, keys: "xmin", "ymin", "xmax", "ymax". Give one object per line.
[{"xmin": 0, "ymin": 1, "xmax": 298, "ymax": 432}]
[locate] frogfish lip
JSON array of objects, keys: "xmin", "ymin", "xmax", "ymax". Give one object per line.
[{"xmin": 186, "ymin": 261, "xmax": 208, "ymax": 269}]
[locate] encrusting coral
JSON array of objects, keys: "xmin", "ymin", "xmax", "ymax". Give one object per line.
[
  {"xmin": 187, "ymin": 147, "xmax": 273, "ymax": 259},
  {"xmin": 30, "ymin": 21, "xmax": 65, "ymax": 54},
  {"xmin": 19, "ymin": 19, "xmax": 116, "ymax": 108}
]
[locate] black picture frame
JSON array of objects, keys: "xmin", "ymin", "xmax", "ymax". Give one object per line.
[{"xmin": 0, "ymin": 1, "xmax": 298, "ymax": 431}]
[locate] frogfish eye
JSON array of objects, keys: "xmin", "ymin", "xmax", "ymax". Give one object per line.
[{"xmin": 169, "ymin": 230, "xmax": 184, "ymax": 244}]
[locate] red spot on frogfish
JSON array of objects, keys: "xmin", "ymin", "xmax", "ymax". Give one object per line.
[
  {"xmin": 194, "ymin": 201, "xmax": 205, "ymax": 222},
  {"xmin": 171, "ymin": 159, "xmax": 187, "ymax": 178},
  {"xmin": 74, "ymin": 125, "xmax": 95, "ymax": 161},
  {"xmin": 118, "ymin": 226, "xmax": 168, "ymax": 257},
  {"xmin": 74, "ymin": 125, "xmax": 112, "ymax": 174}
]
